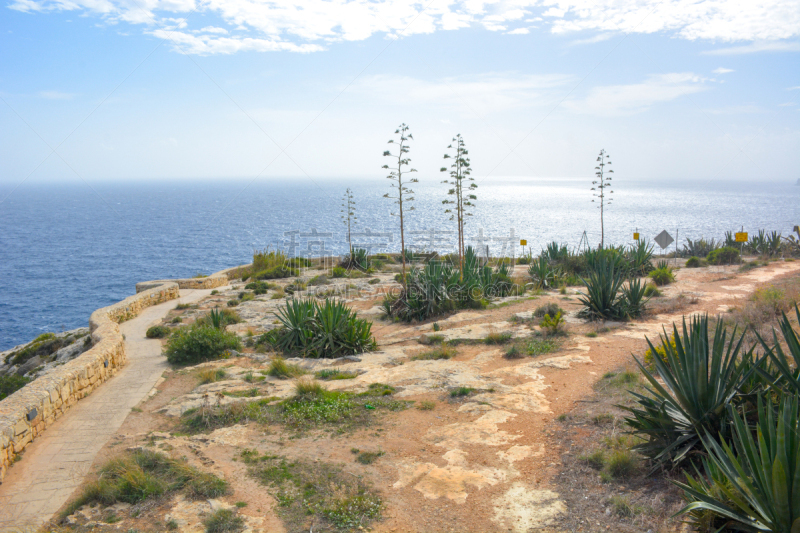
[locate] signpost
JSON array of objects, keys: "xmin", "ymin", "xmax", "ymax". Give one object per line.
[
  {"xmin": 520, "ymin": 240, "xmax": 527, "ymax": 246},
  {"xmin": 735, "ymin": 232, "xmax": 748, "ymax": 243},
  {"xmin": 654, "ymin": 230, "xmax": 674, "ymax": 250},
  {"xmin": 633, "ymin": 232, "xmax": 640, "ymax": 241}
]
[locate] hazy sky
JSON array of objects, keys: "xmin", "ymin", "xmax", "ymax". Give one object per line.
[{"xmin": 1, "ymin": 0, "xmax": 799, "ymax": 187}]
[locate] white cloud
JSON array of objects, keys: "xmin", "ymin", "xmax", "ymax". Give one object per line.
[
  {"xmin": 703, "ymin": 41, "xmax": 800, "ymax": 55},
  {"xmin": 506, "ymin": 27, "xmax": 529, "ymax": 34},
  {"xmin": 8, "ymin": 0, "xmax": 800, "ymax": 55},
  {"xmin": 350, "ymin": 72, "xmax": 572, "ymax": 113},
  {"xmin": 569, "ymin": 33, "xmax": 613, "ymax": 45},
  {"xmin": 564, "ymin": 72, "xmax": 707, "ymax": 116},
  {"xmin": 38, "ymin": 90, "xmax": 75, "ymax": 99},
  {"xmin": 712, "ymin": 67, "xmax": 734, "ymax": 74}
]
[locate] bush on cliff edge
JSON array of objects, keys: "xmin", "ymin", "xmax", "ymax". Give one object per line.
[{"xmin": 164, "ymin": 325, "xmax": 241, "ymax": 365}]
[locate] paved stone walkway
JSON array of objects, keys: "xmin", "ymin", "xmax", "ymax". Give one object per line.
[{"xmin": 0, "ymin": 288, "xmax": 220, "ymax": 532}]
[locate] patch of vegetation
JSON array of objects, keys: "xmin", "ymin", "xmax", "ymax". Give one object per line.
[
  {"xmin": 504, "ymin": 345, "xmax": 523, "ymax": 359},
  {"xmin": 416, "ymin": 400, "xmax": 436, "ymax": 410},
  {"xmin": 62, "ymin": 450, "xmax": 227, "ymax": 518},
  {"xmin": 266, "ymin": 357, "xmax": 308, "ymax": 379},
  {"xmin": 525, "ymin": 337, "xmax": 563, "ymax": 357},
  {"xmin": 643, "ymin": 283, "xmax": 662, "ymax": 297},
  {"xmin": 649, "ymin": 263, "xmax": 675, "ymax": 286},
  {"xmin": 175, "ymin": 303, "xmax": 193, "ymax": 310},
  {"xmin": 240, "ymin": 450, "xmax": 382, "ymax": 532},
  {"xmin": 534, "ymin": 303, "xmax": 562, "ymax": 318},
  {"xmin": 411, "ymin": 345, "xmax": 456, "ymax": 360},
  {"xmin": 382, "ymin": 247, "xmax": 517, "ymax": 322},
  {"xmin": 417, "ymin": 334, "xmax": 446, "ymax": 345},
  {"xmin": 222, "ymin": 388, "xmax": 260, "ymax": 398},
  {"xmin": 314, "ymin": 369, "xmax": 358, "ymax": 380},
  {"xmin": 182, "ymin": 382, "xmax": 406, "ymax": 434},
  {"xmin": 164, "ymin": 325, "xmax": 241, "ymax": 365},
  {"xmin": 0, "ymin": 375, "xmax": 31, "ymax": 400},
  {"xmin": 198, "ymin": 368, "xmax": 228, "ymax": 384},
  {"xmin": 195, "ymin": 308, "xmax": 241, "ymax": 329},
  {"xmin": 146, "ymin": 325, "xmax": 171, "ymax": 339},
  {"xmin": 685, "ymin": 256, "xmax": 701, "ymax": 268},
  {"xmin": 484, "ymin": 331, "xmax": 513, "ymax": 345},
  {"xmin": 579, "ymin": 435, "xmax": 640, "ymax": 481},
  {"xmin": 353, "ymin": 449, "xmax": 385, "ymax": 465},
  {"xmin": 267, "ymin": 299, "xmax": 376, "ymax": 359},
  {"xmin": 204, "ymin": 509, "xmax": 245, "ymax": 533},
  {"xmin": 706, "ymin": 246, "xmax": 740, "ymax": 265},
  {"xmin": 449, "ymin": 386, "xmax": 474, "ymax": 398},
  {"xmin": 5, "ymin": 332, "xmax": 66, "ymax": 366}
]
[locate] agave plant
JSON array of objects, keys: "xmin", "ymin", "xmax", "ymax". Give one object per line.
[
  {"xmin": 624, "ymin": 315, "xmax": 755, "ymax": 470},
  {"xmin": 342, "ymin": 248, "xmax": 370, "ymax": 271},
  {"xmin": 274, "ymin": 299, "xmax": 376, "ymax": 358},
  {"xmin": 683, "ymin": 237, "xmax": 720, "ymax": 258},
  {"xmin": 675, "ymin": 395, "xmax": 800, "ymax": 533},
  {"xmin": 767, "ymin": 230, "xmax": 782, "ymax": 257},
  {"xmin": 620, "ymin": 277, "xmax": 650, "ymax": 318},
  {"xmin": 749, "ymin": 229, "xmax": 767, "ymax": 256},
  {"xmin": 626, "ymin": 240, "xmax": 654, "ymax": 276},
  {"xmin": 724, "ymin": 230, "xmax": 736, "ymax": 248},
  {"xmin": 544, "ymin": 241, "xmax": 569, "ymax": 262},
  {"xmin": 577, "ymin": 255, "xmax": 626, "ymax": 319},
  {"xmin": 528, "ymin": 257, "xmax": 559, "ymax": 290},
  {"xmin": 756, "ymin": 305, "xmax": 800, "ymax": 395}
]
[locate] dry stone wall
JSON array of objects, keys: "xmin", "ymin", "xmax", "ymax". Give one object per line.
[
  {"xmin": 134, "ymin": 264, "xmax": 248, "ymax": 293},
  {"xmin": 0, "ymin": 283, "xmax": 179, "ymax": 482}
]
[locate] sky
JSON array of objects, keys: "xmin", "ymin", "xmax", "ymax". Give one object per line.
[{"xmin": 0, "ymin": 0, "xmax": 799, "ymax": 187}]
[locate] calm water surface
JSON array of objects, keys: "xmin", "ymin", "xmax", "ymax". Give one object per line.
[{"xmin": 0, "ymin": 178, "xmax": 797, "ymax": 350}]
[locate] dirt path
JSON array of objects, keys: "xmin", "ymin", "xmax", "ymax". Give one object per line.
[{"xmin": 0, "ymin": 287, "xmax": 222, "ymax": 532}]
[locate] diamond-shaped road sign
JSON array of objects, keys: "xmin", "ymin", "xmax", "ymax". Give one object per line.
[{"xmin": 654, "ymin": 230, "xmax": 674, "ymax": 250}]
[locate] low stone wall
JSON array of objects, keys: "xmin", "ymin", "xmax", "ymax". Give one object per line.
[
  {"xmin": 134, "ymin": 264, "xmax": 250, "ymax": 294},
  {"xmin": 0, "ymin": 283, "xmax": 179, "ymax": 482}
]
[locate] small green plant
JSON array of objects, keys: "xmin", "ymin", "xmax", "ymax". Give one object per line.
[
  {"xmin": 449, "ymin": 387, "xmax": 474, "ymax": 398},
  {"xmin": 166, "ymin": 519, "xmax": 178, "ymax": 530},
  {"xmin": 294, "ymin": 378, "xmax": 326, "ymax": 396},
  {"xmin": 504, "ymin": 345, "xmax": 523, "ymax": 359},
  {"xmin": 175, "ymin": 303, "xmax": 192, "ymax": 310},
  {"xmin": 417, "ymin": 334, "xmax": 446, "ymax": 345},
  {"xmin": 234, "ymin": 501, "xmax": 247, "ymax": 508},
  {"xmin": 204, "ymin": 508, "xmax": 244, "ymax": 533},
  {"xmin": 416, "ymin": 400, "xmax": 435, "ymax": 410},
  {"xmin": 585, "ymin": 331, "xmax": 598, "ymax": 338},
  {"xmin": 146, "ymin": 325, "xmax": 171, "ymax": 339},
  {"xmin": 534, "ymin": 303, "xmax": 562, "ymax": 318},
  {"xmin": 685, "ymin": 256, "xmax": 701, "ymax": 268},
  {"xmin": 540, "ymin": 312, "xmax": 564, "ymax": 335},
  {"xmin": 332, "ymin": 266, "xmax": 347, "ymax": 278}
]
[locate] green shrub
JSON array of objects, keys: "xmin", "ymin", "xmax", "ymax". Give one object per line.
[
  {"xmin": 707, "ymin": 246, "xmax": 740, "ymax": 265},
  {"xmin": 314, "ymin": 368, "xmax": 358, "ymax": 380},
  {"xmin": 6, "ymin": 333, "xmax": 66, "ymax": 366},
  {"xmin": 504, "ymin": 345, "xmax": 523, "ymax": 359},
  {"xmin": 0, "ymin": 375, "xmax": 30, "ymax": 400},
  {"xmin": 164, "ymin": 325, "xmax": 241, "ymax": 365},
  {"xmin": 643, "ymin": 283, "xmax": 661, "ymax": 298},
  {"xmin": 528, "ymin": 257, "xmax": 560, "ymax": 289},
  {"xmin": 341, "ymin": 248, "xmax": 370, "ymax": 271},
  {"xmin": 146, "ymin": 326, "xmax": 170, "ymax": 339},
  {"xmin": 649, "ymin": 265, "xmax": 675, "ymax": 286},
  {"xmin": 577, "ymin": 255, "xmax": 626, "ymax": 320},
  {"xmin": 332, "ymin": 266, "xmax": 347, "ymax": 278},
  {"xmin": 198, "ymin": 368, "xmax": 227, "ymax": 384},
  {"xmin": 685, "ymin": 256, "xmax": 701, "ymax": 268},
  {"xmin": 271, "ymin": 299, "xmax": 376, "ymax": 359},
  {"xmin": 484, "ymin": 331, "xmax": 513, "ymax": 344},
  {"xmin": 449, "ymin": 387, "xmax": 474, "ymax": 397}
]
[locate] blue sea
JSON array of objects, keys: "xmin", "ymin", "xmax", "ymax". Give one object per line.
[{"xmin": 0, "ymin": 177, "xmax": 798, "ymax": 350}]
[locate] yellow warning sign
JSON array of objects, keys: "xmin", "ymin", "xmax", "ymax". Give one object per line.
[
  {"xmin": 633, "ymin": 232, "xmax": 640, "ymax": 240},
  {"xmin": 735, "ymin": 232, "xmax": 748, "ymax": 243},
  {"xmin": 520, "ymin": 240, "xmax": 527, "ymax": 246}
]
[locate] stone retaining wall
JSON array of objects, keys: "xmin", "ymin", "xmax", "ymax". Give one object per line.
[
  {"xmin": 134, "ymin": 264, "xmax": 250, "ymax": 294},
  {"xmin": 0, "ymin": 283, "xmax": 179, "ymax": 482}
]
